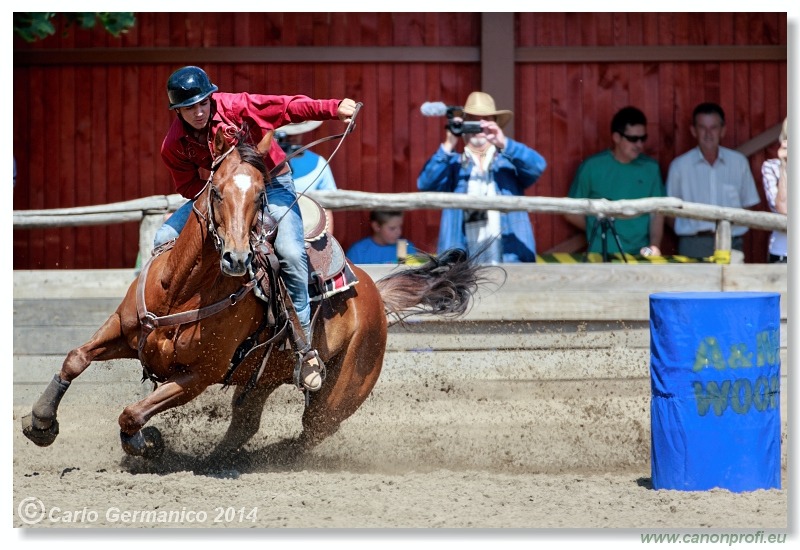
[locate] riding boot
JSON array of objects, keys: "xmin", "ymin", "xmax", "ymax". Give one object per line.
[
  {"xmin": 298, "ymin": 322, "xmax": 324, "ymax": 392},
  {"xmin": 299, "ymin": 347, "xmax": 324, "ymax": 392},
  {"xmin": 279, "ymin": 279, "xmax": 326, "ymax": 392}
]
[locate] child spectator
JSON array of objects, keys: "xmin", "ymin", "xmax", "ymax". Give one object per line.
[{"xmin": 347, "ymin": 211, "xmax": 418, "ymax": 264}]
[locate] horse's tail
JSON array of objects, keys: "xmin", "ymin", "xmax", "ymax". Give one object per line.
[{"xmin": 374, "ymin": 247, "xmax": 504, "ymax": 325}]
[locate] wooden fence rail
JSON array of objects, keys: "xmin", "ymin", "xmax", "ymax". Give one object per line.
[{"xmin": 13, "ymin": 191, "xmax": 787, "ymax": 262}]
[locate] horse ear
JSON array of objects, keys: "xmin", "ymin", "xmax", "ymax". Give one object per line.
[
  {"xmin": 256, "ymin": 130, "xmax": 274, "ymax": 155},
  {"xmin": 213, "ymin": 126, "xmax": 230, "ymax": 158}
]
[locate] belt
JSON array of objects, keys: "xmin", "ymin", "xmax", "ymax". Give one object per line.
[{"xmin": 266, "ymin": 164, "xmax": 291, "ymax": 185}]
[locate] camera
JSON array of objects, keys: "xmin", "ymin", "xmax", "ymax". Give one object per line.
[
  {"xmin": 420, "ymin": 102, "xmax": 484, "ymax": 136},
  {"xmin": 444, "ymin": 106, "xmax": 482, "ymax": 136},
  {"xmin": 447, "ymin": 119, "xmax": 483, "ymax": 136},
  {"xmin": 275, "ymin": 130, "xmax": 303, "ymax": 155}
]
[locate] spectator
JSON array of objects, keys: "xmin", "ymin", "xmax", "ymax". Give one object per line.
[
  {"xmin": 761, "ymin": 117, "xmax": 788, "ymax": 263},
  {"xmin": 565, "ymin": 106, "xmax": 665, "ymax": 257},
  {"xmin": 156, "ymin": 65, "xmax": 358, "ymax": 392},
  {"xmin": 346, "ymin": 210, "xmax": 418, "ymax": 264},
  {"xmin": 277, "ymin": 120, "xmax": 337, "ymax": 232},
  {"xmin": 417, "ymin": 91, "xmax": 546, "ymax": 264},
  {"xmin": 666, "ymin": 102, "xmax": 761, "ymax": 259}
]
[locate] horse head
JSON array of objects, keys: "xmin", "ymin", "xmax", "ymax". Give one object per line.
[{"xmin": 208, "ymin": 125, "xmax": 271, "ymax": 277}]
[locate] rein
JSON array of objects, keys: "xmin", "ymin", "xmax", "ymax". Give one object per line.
[
  {"xmin": 267, "ymin": 102, "xmax": 363, "ymax": 230},
  {"xmin": 269, "ymin": 102, "xmax": 363, "ymax": 184}
]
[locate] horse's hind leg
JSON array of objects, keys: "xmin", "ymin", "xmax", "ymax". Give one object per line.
[
  {"xmin": 117, "ymin": 371, "xmax": 212, "ymax": 459},
  {"xmin": 204, "ymin": 382, "xmax": 279, "ymax": 465},
  {"xmin": 22, "ymin": 313, "xmax": 136, "ymax": 447},
  {"xmin": 297, "ymin": 324, "xmax": 386, "ymax": 451}
]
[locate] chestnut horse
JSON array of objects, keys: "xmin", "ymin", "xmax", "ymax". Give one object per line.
[{"xmin": 22, "ymin": 126, "xmax": 493, "ymax": 464}]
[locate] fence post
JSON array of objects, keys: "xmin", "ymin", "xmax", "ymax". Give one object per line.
[
  {"xmin": 714, "ymin": 220, "xmax": 743, "ymax": 263},
  {"xmin": 715, "ymin": 220, "xmax": 732, "ymax": 252},
  {"xmin": 138, "ymin": 212, "xmax": 165, "ymax": 266}
]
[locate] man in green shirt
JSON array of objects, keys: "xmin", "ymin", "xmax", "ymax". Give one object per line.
[{"xmin": 565, "ymin": 106, "xmax": 665, "ymax": 257}]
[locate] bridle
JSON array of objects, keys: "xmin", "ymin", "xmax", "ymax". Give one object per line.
[
  {"xmin": 135, "ymin": 142, "xmax": 266, "ymax": 380},
  {"xmin": 192, "ymin": 142, "xmax": 244, "ymax": 254}
]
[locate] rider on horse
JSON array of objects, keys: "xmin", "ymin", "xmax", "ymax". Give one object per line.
[{"xmin": 156, "ymin": 65, "xmax": 358, "ymax": 392}]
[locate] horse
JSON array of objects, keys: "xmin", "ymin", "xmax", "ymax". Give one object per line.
[{"xmin": 21, "ymin": 125, "xmax": 495, "ymax": 465}]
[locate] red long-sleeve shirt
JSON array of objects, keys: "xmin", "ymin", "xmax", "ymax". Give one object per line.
[{"xmin": 161, "ymin": 92, "xmax": 341, "ymax": 198}]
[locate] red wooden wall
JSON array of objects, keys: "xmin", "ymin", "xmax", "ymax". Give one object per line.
[
  {"xmin": 515, "ymin": 12, "xmax": 787, "ymax": 260},
  {"xmin": 13, "ymin": 12, "xmax": 787, "ymax": 268}
]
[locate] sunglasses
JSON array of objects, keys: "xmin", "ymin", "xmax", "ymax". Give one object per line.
[{"xmin": 621, "ymin": 133, "xmax": 648, "ymax": 143}]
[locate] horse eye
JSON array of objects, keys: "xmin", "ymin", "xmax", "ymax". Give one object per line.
[{"xmin": 210, "ymin": 185, "xmax": 223, "ymax": 202}]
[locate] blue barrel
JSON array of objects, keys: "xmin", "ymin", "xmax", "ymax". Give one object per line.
[{"xmin": 649, "ymin": 292, "xmax": 781, "ymax": 492}]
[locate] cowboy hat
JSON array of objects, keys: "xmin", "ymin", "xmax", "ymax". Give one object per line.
[
  {"xmin": 277, "ymin": 120, "xmax": 323, "ymax": 136},
  {"xmin": 463, "ymin": 91, "xmax": 513, "ymax": 128}
]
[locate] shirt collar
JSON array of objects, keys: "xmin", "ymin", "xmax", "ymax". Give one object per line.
[{"xmin": 693, "ymin": 145, "xmax": 726, "ymax": 165}]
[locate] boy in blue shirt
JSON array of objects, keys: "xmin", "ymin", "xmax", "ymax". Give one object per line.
[{"xmin": 347, "ymin": 211, "xmax": 418, "ymax": 264}]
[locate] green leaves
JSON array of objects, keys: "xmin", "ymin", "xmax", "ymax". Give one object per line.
[
  {"xmin": 13, "ymin": 13, "xmax": 57, "ymax": 42},
  {"xmin": 93, "ymin": 13, "xmax": 137, "ymax": 36},
  {"xmin": 13, "ymin": 12, "xmax": 136, "ymax": 42}
]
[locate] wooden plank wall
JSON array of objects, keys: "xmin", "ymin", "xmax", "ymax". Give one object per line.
[
  {"xmin": 12, "ymin": 12, "xmax": 787, "ymax": 269},
  {"xmin": 13, "ymin": 264, "xmax": 788, "ymax": 357},
  {"xmin": 516, "ymin": 12, "xmax": 787, "ymax": 261}
]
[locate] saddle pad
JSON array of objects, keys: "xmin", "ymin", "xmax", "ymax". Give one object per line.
[
  {"xmin": 311, "ymin": 260, "xmax": 359, "ymax": 302},
  {"xmin": 307, "ymin": 234, "xmax": 359, "ymax": 301},
  {"xmin": 298, "ymin": 194, "xmax": 327, "ymax": 241}
]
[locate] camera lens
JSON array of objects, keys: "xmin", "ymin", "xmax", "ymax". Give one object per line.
[{"xmin": 447, "ymin": 120, "xmax": 464, "ymax": 136}]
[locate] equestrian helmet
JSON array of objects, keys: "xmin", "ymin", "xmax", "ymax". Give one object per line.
[{"xmin": 167, "ymin": 66, "xmax": 219, "ymax": 109}]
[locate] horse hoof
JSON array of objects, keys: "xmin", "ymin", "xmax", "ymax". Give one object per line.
[
  {"xmin": 121, "ymin": 427, "xmax": 165, "ymax": 460},
  {"xmin": 141, "ymin": 427, "xmax": 165, "ymax": 459},
  {"xmin": 21, "ymin": 413, "xmax": 59, "ymax": 447}
]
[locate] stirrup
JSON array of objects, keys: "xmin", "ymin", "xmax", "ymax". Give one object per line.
[{"xmin": 293, "ymin": 349, "xmax": 326, "ymax": 392}]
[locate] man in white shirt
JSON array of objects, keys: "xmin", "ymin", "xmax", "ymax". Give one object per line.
[{"xmin": 666, "ymin": 102, "xmax": 761, "ymax": 259}]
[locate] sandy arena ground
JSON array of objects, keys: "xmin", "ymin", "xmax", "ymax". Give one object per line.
[{"xmin": 11, "ymin": 357, "xmax": 788, "ymax": 536}]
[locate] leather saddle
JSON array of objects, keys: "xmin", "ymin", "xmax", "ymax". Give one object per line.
[
  {"xmin": 251, "ymin": 194, "xmax": 356, "ymax": 303},
  {"xmin": 298, "ymin": 195, "xmax": 348, "ymax": 286}
]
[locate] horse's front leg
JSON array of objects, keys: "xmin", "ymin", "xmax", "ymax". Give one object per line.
[
  {"xmin": 118, "ymin": 371, "xmax": 211, "ymax": 459},
  {"xmin": 22, "ymin": 313, "xmax": 136, "ymax": 447}
]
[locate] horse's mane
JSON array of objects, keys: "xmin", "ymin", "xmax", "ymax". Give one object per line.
[{"xmin": 231, "ymin": 124, "xmax": 267, "ymax": 181}]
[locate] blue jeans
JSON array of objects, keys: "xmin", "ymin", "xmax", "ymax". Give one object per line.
[{"xmin": 153, "ymin": 173, "xmax": 312, "ymax": 340}]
